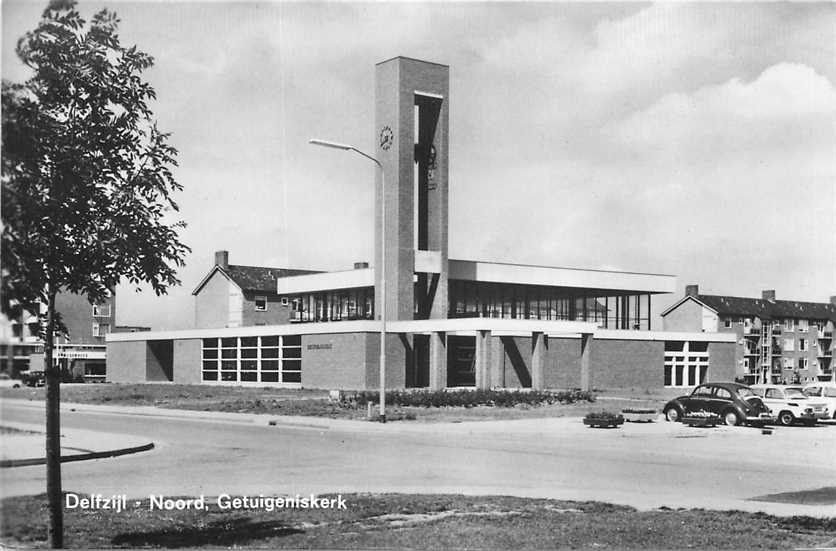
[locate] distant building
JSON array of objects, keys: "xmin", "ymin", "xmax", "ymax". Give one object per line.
[
  {"xmin": 661, "ymin": 285, "xmax": 836, "ymax": 384},
  {"xmin": 0, "ymin": 291, "xmax": 120, "ymax": 381}
]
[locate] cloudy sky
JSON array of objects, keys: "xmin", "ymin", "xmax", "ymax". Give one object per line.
[{"xmin": 3, "ymin": 1, "xmax": 835, "ymax": 330}]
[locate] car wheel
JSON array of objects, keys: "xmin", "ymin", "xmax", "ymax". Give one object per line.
[
  {"xmin": 723, "ymin": 411, "xmax": 741, "ymax": 426},
  {"xmin": 664, "ymin": 406, "xmax": 681, "ymax": 422},
  {"xmin": 778, "ymin": 411, "xmax": 794, "ymax": 426}
]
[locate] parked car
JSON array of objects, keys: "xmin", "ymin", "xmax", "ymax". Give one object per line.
[
  {"xmin": 0, "ymin": 373, "xmax": 22, "ymax": 388},
  {"xmin": 19, "ymin": 370, "xmax": 45, "ymax": 387},
  {"xmin": 799, "ymin": 383, "xmax": 836, "ymax": 420},
  {"xmin": 749, "ymin": 384, "xmax": 829, "ymax": 426},
  {"xmin": 663, "ymin": 382, "xmax": 773, "ymax": 426}
]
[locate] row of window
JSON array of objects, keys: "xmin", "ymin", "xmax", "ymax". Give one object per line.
[
  {"xmin": 201, "ymin": 335, "xmax": 302, "ymax": 384},
  {"xmin": 743, "ymin": 337, "xmax": 832, "ymax": 354},
  {"xmin": 724, "ymin": 318, "xmax": 830, "ymax": 332},
  {"xmin": 449, "ymin": 281, "xmax": 651, "ymax": 329},
  {"xmin": 289, "ymin": 288, "xmax": 375, "ymax": 323},
  {"xmin": 781, "ymin": 357, "xmax": 817, "ymax": 370}
]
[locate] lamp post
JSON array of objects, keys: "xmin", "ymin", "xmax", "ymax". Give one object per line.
[{"xmin": 309, "ymin": 138, "xmax": 387, "ymax": 423}]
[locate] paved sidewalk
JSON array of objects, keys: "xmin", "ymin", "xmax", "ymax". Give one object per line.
[{"xmin": 0, "ymin": 420, "xmax": 154, "ymax": 467}]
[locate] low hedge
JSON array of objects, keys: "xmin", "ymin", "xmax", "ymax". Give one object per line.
[{"xmin": 341, "ymin": 388, "xmax": 595, "ymax": 409}]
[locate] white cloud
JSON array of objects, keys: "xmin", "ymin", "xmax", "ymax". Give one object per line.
[{"xmin": 602, "ymin": 62, "xmax": 836, "ymax": 160}]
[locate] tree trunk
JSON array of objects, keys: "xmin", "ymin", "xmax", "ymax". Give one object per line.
[{"xmin": 45, "ymin": 290, "xmax": 63, "ymax": 548}]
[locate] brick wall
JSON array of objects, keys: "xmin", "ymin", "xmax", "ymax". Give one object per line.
[
  {"xmin": 301, "ymin": 333, "xmax": 369, "ymax": 389},
  {"xmin": 662, "ymin": 298, "xmax": 709, "ymax": 333},
  {"xmin": 55, "ymin": 292, "xmax": 115, "ymax": 345},
  {"xmin": 241, "ymin": 292, "xmax": 294, "ymax": 326},
  {"xmin": 590, "ymin": 339, "xmax": 663, "ymax": 389},
  {"xmin": 106, "ymin": 341, "xmax": 148, "ymax": 383},
  {"xmin": 709, "ymin": 341, "xmax": 737, "ymax": 381},
  {"xmin": 173, "ymin": 339, "xmax": 201, "ymax": 384}
]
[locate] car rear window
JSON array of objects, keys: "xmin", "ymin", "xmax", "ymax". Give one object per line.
[{"xmin": 714, "ymin": 388, "xmax": 732, "ymax": 399}]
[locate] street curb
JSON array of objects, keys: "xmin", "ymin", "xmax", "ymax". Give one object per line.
[{"xmin": 0, "ymin": 442, "xmax": 155, "ymax": 469}]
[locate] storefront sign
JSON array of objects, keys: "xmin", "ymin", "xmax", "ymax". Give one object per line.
[{"xmin": 306, "ymin": 344, "xmax": 333, "ymax": 351}]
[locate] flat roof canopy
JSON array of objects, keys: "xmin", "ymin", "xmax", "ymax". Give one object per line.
[
  {"xmin": 107, "ymin": 319, "xmax": 734, "ymax": 342},
  {"xmin": 276, "ymin": 259, "xmax": 675, "ymax": 296},
  {"xmin": 449, "ymin": 260, "xmax": 675, "ymax": 294}
]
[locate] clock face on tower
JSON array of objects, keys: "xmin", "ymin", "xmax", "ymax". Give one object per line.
[{"xmin": 379, "ymin": 126, "xmax": 394, "ymax": 151}]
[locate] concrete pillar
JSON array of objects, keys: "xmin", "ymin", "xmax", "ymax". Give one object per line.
[
  {"xmin": 429, "ymin": 331, "xmax": 447, "ymax": 390},
  {"xmin": 579, "ymin": 332, "xmax": 594, "ymax": 391},
  {"xmin": 489, "ymin": 334, "xmax": 504, "ymax": 389},
  {"xmin": 475, "ymin": 330, "xmax": 492, "ymax": 389},
  {"xmin": 531, "ymin": 332, "xmax": 545, "ymax": 390}
]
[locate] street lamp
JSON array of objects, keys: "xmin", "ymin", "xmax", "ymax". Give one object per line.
[{"xmin": 309, "ymin": 138, "xmax": 387, "ymax": 423}]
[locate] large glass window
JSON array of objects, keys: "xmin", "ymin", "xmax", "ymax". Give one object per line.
[
  {"xmin": 446, "ymin": 282, "xmax": 649, "ymax": 329},
  {"xmin": 289, "ymin": 288, "xmax": 374, "ymax": 323},
  {"xmin": 201, "ymin": 335, "xmax": 303, "ymax": 384}
]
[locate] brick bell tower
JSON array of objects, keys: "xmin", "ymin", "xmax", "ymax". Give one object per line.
[{"xmin": 374, "ymin": 57, "xmax": 450, "ymax": 322}]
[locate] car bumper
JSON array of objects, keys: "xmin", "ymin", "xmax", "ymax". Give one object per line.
[
  {"xmin": 746, "ymin": 414, "xmax": 775, "ymax": 424},
  {"xmin": 799, "ymin": 412, "xmax": 829, "ymax": 420}
]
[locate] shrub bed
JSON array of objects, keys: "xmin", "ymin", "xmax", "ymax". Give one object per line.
[{"xmin": 341, "ymin": 389, "xmax": 595, "ymax": 409}]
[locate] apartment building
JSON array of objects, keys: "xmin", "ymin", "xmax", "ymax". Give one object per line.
[
  {"xmin": 661, "ymin": 285, "xmax": 836, "ymax": 384},
  {"xmin": 0, "ymin": 291, "xmax": 143, "ymax": 380}
]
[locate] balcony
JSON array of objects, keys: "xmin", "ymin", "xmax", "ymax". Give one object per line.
[{"xmin": 819, "ymin": 330, "xmax": 833, "ymax": 339}]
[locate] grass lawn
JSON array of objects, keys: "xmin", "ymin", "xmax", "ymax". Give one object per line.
[
  {"xmin": 0, "ymin": 384, "xmax": 674, "ymax": 423},
  {"xmin": 1, "ymin": 492, "xmax": 833, "ymax": 549}
]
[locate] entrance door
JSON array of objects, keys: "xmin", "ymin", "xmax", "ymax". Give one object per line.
[
  {"xmin": 447, "ymin": 336, "xmax": 476, "ymax": 387},
  {"xmin": 410, "ymin": 334, "xmax": 430, "ymax": 388}
]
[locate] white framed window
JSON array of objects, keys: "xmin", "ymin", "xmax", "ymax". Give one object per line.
[
  {"xmin": 724, "ymin": 319, "xmax": 732, "ymax": 328},
  {"xmin": 799, "ymin": 338, "xmax": 808, "ymax": 352},
  {"xmin": 798, "ymin": 319, "xmax": 808, "ymax": 332},
  {"xmin": 664, "ymin": 341, "xmax": 709, "ymax": 387},
  {"xmin": 92, "ymin": 323, "xmax": 110, "ymax": 337},
  {"xmin": 782, "ymin": 357, "xmax": 793, "ymax": 369},
  {"xmin": 254, "ymin": 296, "xmax": 267, "ymax": 311},
  {"xmin": 92, "ymin": 303, "xmax": 111, "ymax": 317},
  {"xmin": 784, "ymin": 318, "xmax": 795, "ymax": 331},
  {"xmin": 281, "ymin": 296, "xmax": 289, "ymax": 306},
  {"xmin": 783, "ymin": 338, "xmax": 794, "ymax": 351},
  {"xmin": 798, "ymin": 357, "xmax": 808, "ymax": 370}
]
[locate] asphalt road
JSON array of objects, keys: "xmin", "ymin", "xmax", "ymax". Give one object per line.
[{"xmin": 2, "ymin": 400, "xmax": 835, "ymax": 517}]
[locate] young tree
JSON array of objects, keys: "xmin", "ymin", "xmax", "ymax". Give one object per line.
[{"xmin": 1, "ymin": 1, "xmax": 189, "ymax": 546}]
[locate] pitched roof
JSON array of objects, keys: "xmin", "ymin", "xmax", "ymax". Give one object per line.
[
  {"xmin": 192, "ymin": 264, "xmax": 321, "ymax": 295},
  {"xmin": 224, "ymin": 265, "xmax": 321, "ymax": 294},
  {"xmin": 659, "ymin": 295, "xmax": 717, "ymax": 317},
  {"xmin": 696, "ymin": 294, "xmax": 836, "ymax": 321}
]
